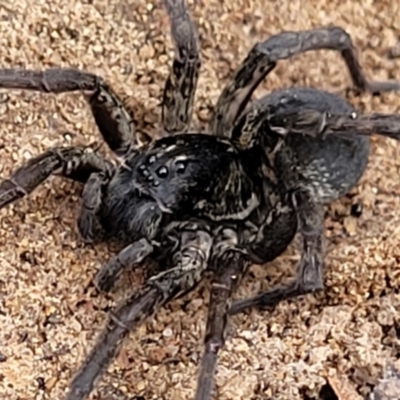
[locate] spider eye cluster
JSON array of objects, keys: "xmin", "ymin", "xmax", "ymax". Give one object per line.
[
  {"xmin": 135, "ymin": 140, "xmax": 191, "ymax": 185},
  {"xmin": 137, "ymin": 163, "xmax": 170, "ymax": 188}
]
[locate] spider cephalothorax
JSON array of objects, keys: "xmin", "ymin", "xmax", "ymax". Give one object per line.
[{"xmin": 1, "ymin": 1, "xmax": 400, "ymax": 399}]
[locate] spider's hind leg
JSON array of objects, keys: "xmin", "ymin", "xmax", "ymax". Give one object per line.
[
  {"xmin": 161, "ymin": 0, "xmax": 201, "ymax": 135},
  {"xmin": 229, "ymin": 190, "xmax": 324, "ymax": 314},
  {"xmin": 211, "ymin": 26, "xmax": 400, "ymax": 138}
]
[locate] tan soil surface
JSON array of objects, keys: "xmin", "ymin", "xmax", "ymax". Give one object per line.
[{"xmin": 1, "ymin": 0, "xmax": 400, "ymax": 399}]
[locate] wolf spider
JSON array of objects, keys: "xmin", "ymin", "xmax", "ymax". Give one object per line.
[{"xmin": 1, "ymin": 0, "xmax": 400, "ymax": 399}]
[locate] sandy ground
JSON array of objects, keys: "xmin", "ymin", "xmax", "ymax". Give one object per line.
[{"xmin": 1, "ymin": 0, "xmax": 400, "ymax": 399}]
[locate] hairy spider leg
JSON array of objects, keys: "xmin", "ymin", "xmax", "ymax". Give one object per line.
[
  {"xmin": 0, "ymin": 68, "xmax": 137, "ymax": 156},
  {"xmin": 210, "ymin": 26, "xmax": 400, "ymax": 139},
  {"xmin": 162, "ymin": 0, "xmax": 201, "ymax": 135},
  {"xmin": 78, "ymin": 169, "xmax": 114, "ymax": 243},
  {"xmin": 94, "ymin": 238, "xmax": 154, "ymax": 292},
  {"xmin": 266, "ymin": 107, "xmax": 400, "ymax": 141},
  {"xmin": 229, "ymin": 190, "xmax": 324, "ymax": 314},
  {"xmin": 0, "ymin": 146, "xmax": 112, "ymax": 209},
  {"xmin": 195, "ymin": 229, "xmax": 249, "ymax": 400},
  {"xmin": 65, "ymin": 228, "xmax": 213, "ymax": 400},
  {"xmin": 0, "ymin": 146, "xmax": 115, "ymax": 244},
  {"xmin": 0, "ymin": 1, "xmax": 199, "ymax": 154}
]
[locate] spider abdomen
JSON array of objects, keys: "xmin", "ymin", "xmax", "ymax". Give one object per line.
[{"xmin": 259, "ymin": 87, "xmax": 370, "ymax": 203}]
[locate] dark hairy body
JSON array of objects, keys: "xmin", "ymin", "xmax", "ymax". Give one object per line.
[
  {"xmin": 1, "ymin": 0, "xmax": 400, "ymax": 399},
  {"xmin": 263, "ymin": 88, "xmax": 370, "ymax": 203}
]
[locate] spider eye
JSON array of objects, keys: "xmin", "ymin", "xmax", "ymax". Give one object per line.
[
  {"xmin": 139, "ymin": 166, "xmax": 150, "ymax": 177},
  {"xmin": 156, "ymin": 166, "xmax": 168, "ymax": 178},
  {"xmin": 175, "ymin": 161, "xmax": 186, "ymax": 173}
]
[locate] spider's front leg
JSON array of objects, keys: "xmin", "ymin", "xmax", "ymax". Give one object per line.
[
  {"xmin": 162, "ymin": 0, "xmax": 201, "ymax": 134},
  {"xmin": 0, "ymin": 146, "xmax": 112, "ymax": 210},
  {"xmin": 0, "ymin": 0, "xmax": 200, "ymax": 149},
  {"xmin": 211, "ymin": 26, "xmax": 400, "ymax": 138},
  {"xmin": 0, "ymin": 68, "xmax": 136, "ymax": 156},
  {"xmin": 229, "ymin": 190, "xmax": 324, "ymax": 314},
  {"xmin": 65, "ymin": 227, "xmax": 213, "ymax": 400},
  {"xmin": 195, "ymin": 229, "xmax": 249, "ymax": 400}
]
